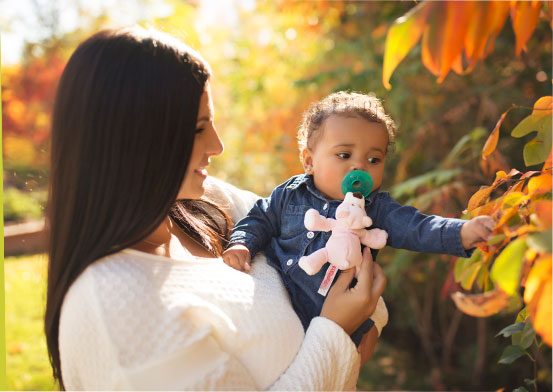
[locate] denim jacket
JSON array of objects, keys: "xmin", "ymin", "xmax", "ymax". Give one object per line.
[{"xmin": 229, "ymin": 174, "xmax": 470, "ymax": 343}]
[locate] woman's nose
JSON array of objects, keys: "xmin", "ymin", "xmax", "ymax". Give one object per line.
[{"xmin": 209, "ymin": 126, "xmax": 224, "ymax": 156}]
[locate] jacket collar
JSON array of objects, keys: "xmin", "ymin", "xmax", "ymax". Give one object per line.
[{"xmin": 287, "ymin": 173, "xmax": 378, "ymax": 205}]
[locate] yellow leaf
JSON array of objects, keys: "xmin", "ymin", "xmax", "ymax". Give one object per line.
[
  {"xmin": 533, "ymin": 96, "xmax": 553, "ymax": 115},
  {"xmin": 382, "ymin": 2, "xmax": 430, "ymax": 90},
  {"xmin": 524, "ymin": 255, "xmax": 552, "ymax": 346},
  {"xmin": 510, "ymin": 1, "xmax": 542, "ymax": 56},
  {"xmin": 451, "ymin": 289, "xmax": 510, "ymax": 317}
]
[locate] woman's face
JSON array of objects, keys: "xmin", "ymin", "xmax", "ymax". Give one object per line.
[{"xmin": 177, "ymin": 83, "xmax": 224, "ymax": 199}]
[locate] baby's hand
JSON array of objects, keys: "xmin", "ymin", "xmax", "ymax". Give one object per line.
[
  {"xmin": 460, "ymin": 216, "xmax": 495, "ymax": 249},
  {"xmin": 222, "ymin": 244, "xmax": 252, "ymax": 272}
]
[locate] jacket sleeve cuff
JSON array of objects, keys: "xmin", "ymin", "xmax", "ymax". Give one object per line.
[
  {"xmin": 228, "ymin": 231, "xmax": 262, "ymax": 256},
  {"xmin": 442, "ymin": 218, "xmax": 472, "ymax": 258}
]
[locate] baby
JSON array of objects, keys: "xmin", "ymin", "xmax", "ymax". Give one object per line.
[{"xmin": 223, "ymin": 91, "xmax": 494, "ymax": 345}]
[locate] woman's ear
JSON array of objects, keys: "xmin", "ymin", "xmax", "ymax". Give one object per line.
[{"xmin": 302, "ymin": 148, "xmax": 314, "ymax": 174}]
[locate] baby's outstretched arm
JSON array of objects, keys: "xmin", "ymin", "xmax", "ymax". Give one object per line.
[
  {"xmin": 222, "ymin": 244, "xmax": 252, "ymax": 272},
  {"xmin": 460, "ymin": 215, "xmax": 495, "ymax": 249}
]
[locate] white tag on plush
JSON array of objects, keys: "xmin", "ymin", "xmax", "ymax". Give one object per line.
[{"xmin": 318, "ymin": 265, "xmax": 338, "ymax": 296}]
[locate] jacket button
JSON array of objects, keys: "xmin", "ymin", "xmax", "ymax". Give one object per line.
[
  {"xmin": 307, "ymin": 231, "xmax": 315, "ymax": 239},
  {"xmin": 286, "ymin": 259, "xmax": 293, "ymax": 266},
  {"xmin": 323, "ymin": 203, "xmax": 328, "ymax": 210}
]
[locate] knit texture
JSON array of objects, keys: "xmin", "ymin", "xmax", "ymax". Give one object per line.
[{"xmin": 59, "ymin": 178, "xmax": 365, "ymax": 390}]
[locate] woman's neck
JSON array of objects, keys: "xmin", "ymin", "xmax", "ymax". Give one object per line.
[{"xmin": 132, "ymin": 216, "xmax": 214, "ymax": 259}]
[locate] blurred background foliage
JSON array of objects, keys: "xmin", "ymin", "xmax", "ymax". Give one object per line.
[{"xmin": 2, "ymin": 0, "xmax": 551, "ymax": 390}]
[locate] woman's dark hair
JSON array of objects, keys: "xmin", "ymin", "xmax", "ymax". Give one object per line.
[{"xmin": 45, "ymin": 27, "xmax": 230, "ymax": 389}]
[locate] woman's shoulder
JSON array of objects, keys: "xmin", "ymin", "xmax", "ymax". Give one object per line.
[{"xmin": 204, "ymin": 177, "xmax": 260, "ymax": 221}]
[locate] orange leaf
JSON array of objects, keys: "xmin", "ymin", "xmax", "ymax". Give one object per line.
[
  {"xmin": 481, "ymin": 2, "xmax": 511, "ymax": 58},
  {"xmin": 451, "ymin": 289, "xmax": 510, "ymax": 317},
  {"xmin": 382, "ymin": 2, "xmax": 431, "ymax": 90},
  {"xmin": 498, "ymin": 206, "xmax": 520, "ymax": 228},
  {"xmin": 482, "ymin": 110, "xmax": 509, "ymax": 159},
  {"xmin": 524, "ymin": 255, "xmax": 552, "ymax": 346},
  {"xmin": 467, "ymin": 186, "xmax": 494, "ymax": 211},
  {"xmin": 467, "ymin": 197, "xmax": 502, "ymax": 217},
  {"xmin": 422, "ymin": 1, "xmax": 472, "ymax": 83},
  {"xmin": 464, "ymin": 2, "xmax": 510, "ymax": 70},
  {"xmin": 510, "ymin": 1, "xmax": 542, "ymax": 56},
  {"xmin": 527, "ymin": 172, "xmax": 553, "ymax": 195},
  {"xmin": 421, "ymin": 8, "xmax": 441, "ymax": 76},
  {"xmin": 438, "ymin": 1, "xmax": 473, "ymax": 82},
  {"xmin": 534, "ymin": 200, "xmax": 553, "ymax": 229}
]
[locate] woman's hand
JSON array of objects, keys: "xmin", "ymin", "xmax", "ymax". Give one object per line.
[{"xmin": 320, "ymin": 247, "xmax": 386, "ymax": 335}]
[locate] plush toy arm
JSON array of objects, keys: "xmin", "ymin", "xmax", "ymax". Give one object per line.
[
  {"xmin": 304, "ymin": 209, "xmax": 335, "ymax": 232},
  {"xmin": 359, "ymin": 228, "xmax": 388, "ymax": 249}
]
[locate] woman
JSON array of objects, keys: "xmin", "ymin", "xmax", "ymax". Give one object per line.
[{"xmin": 45, "ymin": 27, "xmax": 387, "ymax": 390}]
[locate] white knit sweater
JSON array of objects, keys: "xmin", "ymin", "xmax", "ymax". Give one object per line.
[{"xmin": 59, "ymin": 178, "xmax": 386, "ymax": 390}]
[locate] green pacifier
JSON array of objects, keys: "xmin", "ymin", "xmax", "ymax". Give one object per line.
[{"xmin": 341, "ymin": 170, "xmax": 373, "ymax": 197}]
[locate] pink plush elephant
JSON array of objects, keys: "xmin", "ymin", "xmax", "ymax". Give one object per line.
[{"xmin": 298, "ymin": 192, "xmax": 388, "ymax": 276}]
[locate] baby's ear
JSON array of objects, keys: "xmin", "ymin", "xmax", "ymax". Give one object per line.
[{"xmin": 301, "ymin": 148, "xmax": 314, "ymax": 174}]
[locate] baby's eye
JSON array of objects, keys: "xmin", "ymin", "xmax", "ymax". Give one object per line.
[
  {"xmin": 368, "ymin": 157, "xmax": 381, "ymax": 164},
  {"xmin": 337, "ymin": 153, "xmax": 351, "ymax": 159}
]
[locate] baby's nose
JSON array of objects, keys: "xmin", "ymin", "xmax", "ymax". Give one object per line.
[{"xmin": 350, "ymin": 165, "xmax": 367, "ymax": 172}]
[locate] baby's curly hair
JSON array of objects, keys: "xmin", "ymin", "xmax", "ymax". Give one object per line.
[{"xmin": 297, "ymin": 91, "xmax": 397, "ymax": 165}]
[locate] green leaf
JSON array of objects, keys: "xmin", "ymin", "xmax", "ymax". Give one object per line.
[
  {"xmin": 390, "ymin": 168, "xmax": 462, "ymax": 199},
  {"xmin": 496, "ymin": 322, "xmax": 525, "ymax": 337},
  {"xmin": 513, "ymin": 387, "xmax": 529, "ymax": 392},
  {"xmin": 516, "ymin": 307, "xmax": 528, "ymax": 323},
  {"xmin": 526, "ymin": 230, "xmax": 553, "ymax": 253},
  {"xmin": 512, "ymin": 322, "xmax": 535, "ymax": 349},
  {"xmin": 475, "ymin": 263, "xmax": 490, "ymax": 291},
  {"xmin": 511, "ymin": 112, "xmax": 552, "ymax": 166},
  {"xmin": 454, "ymin": 249, "xmax": 481, "ymax": 283},
  {"xmin": 524, "ymin": 378, "xmax": 537, "ymax": 389},
  {"xmin": 498, "ymin": 345, "xmax": 526, "ymax": 364},
  {"xmin": 490, "ymin": 238, "xmax": 527, "ymax": 296}
]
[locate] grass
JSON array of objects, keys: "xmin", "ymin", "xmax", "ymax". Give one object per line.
[{"xmin": 5, "ymin": 254, "xmax": 56, "ymax": 391}]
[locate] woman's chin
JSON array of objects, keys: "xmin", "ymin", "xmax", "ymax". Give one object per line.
[{"xmin": 177, "ymin": 180, "xmax": 206, "ymax": 200}]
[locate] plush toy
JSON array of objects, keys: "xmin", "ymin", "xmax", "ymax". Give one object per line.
[{"xmin": 298, "ymin": 191, "xmax": 388, "ymax": 277}]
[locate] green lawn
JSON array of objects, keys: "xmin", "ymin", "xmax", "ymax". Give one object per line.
[{"xmin": 5, "ymin": 254, "xmax": 56, "ymax": 391}]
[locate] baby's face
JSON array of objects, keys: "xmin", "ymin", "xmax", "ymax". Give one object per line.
[{"xmin": 303, "ymin": 115, "xmax": 388, "ymax": 201}]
